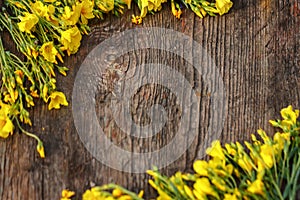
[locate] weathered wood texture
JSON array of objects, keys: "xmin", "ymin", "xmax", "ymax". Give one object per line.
[{"xmin": 1, "ymin": 0, "xmax": 300, "ymax": 199}]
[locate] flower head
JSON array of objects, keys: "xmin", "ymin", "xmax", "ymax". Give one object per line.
[
  {"xmin": 148, "ymin": 179, "xmax": 172, "ymax": 200},
  {"xmin": 82, "ymin": 187, "xmax": 102, "ymax": 200},
  {"xmin": 280, "ymin": 105, "xmax": 299, "ymax": 125},
  {"xmin": 0, "ymin": 103, "xmax": 14, "ymax": 138},
  {"xmin": 61, "ymin": 5, "xmax": 82, "ymax": 26},
  {"xmin": 48, "ymin": 91, "xmax": 68, "ymax": 110},
  {"xmin": 171, "ymin": 0, "xmax": 182, "ymax": 19},
  {"xmin": 224, "ymin": 193, "xmax": 238, "ymax": 200},
  {"xmin": 31, "ymin": 1, "xmax": 48, "ymax": 17},
  {"xmin": 60, "ymin": 27, "xmax": 82, "ymax": 55},
  {"xmin": 121, "ymin": 0, "xmax": 132, "ymax": 9},
  {"xmin": 206, "ymin": 140, "xmax": 225, "ymax": 160},
  {"xmin": 79, "ymin": 0, "xmax": 95, "ymax": 24},
  {"xmin": 132, "ymin": 15, "xmax": 142, "ymax": 24},
  {"xmin": 112, "ymin": 188, "xmax": 123, "ymax": 197},
  {"xmin": 40, "ymin": 42, "xmax": 58, "ymax": 64},
  {"xmin": 247, "ymin": 179, "xmax": 264, "ymax": 195},
  {"xmin": 138, "ymin": 0, "xmax": 167, "ymax": 18},
  {"xmin": 225, "ymin": 143, "xmax": 236, "ymax": 155},
  {"xmin": 216, "ymin": 0, "xmax": 233, "ymax": 15},
  {"xmin": 193, "ymin": 160, "xmax": 208, "ymax": 176},
  {"xmin": 37, "ymin": 142, "xmax": 45, "ymax": 158},
  {"xmin": 61, "ymin": 189, "xmax": 75, "ymax": 200},
  {"xmin": 259, "ymin": 144, "xmax": 274, "ymax": 169},
  {"xmin": 18, "ymin": 13, "xmax": 39, "ymax": 34},
  {"xmin": 237, "ymin": 155, "xmax": 253, "ymax": 174},
  {"xmin": 194, "ymin": 178, "xmax": 218, "ymax": 198}
]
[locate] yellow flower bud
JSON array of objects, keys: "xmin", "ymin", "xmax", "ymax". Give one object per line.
[
  {"xmin": 48, "ymin": 91, "xmax": 68, "ymax": 110},
  {"xmin": 61, "ymin": 189, "xmax": 75, "ymax": 199},
  {"xmin": 37, "ymin": 142, "xmax": 45, "ymax": 158},
  {"xmin": 112, "ymin": 188, "xmax": 123, "ymax": 197}
]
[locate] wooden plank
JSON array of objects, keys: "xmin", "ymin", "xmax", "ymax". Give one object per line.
[{"xmin": 0, "ymin": 0, "xmax": 299, "ymax": 199}]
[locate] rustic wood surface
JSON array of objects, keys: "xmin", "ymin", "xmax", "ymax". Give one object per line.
[{"xmin": 1, "ymin": 0, "xmax": 300, "ymax": 199}]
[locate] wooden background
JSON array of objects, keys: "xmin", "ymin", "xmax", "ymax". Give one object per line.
[{"xmin": 1, "ymin": 0, "xmax": 300, "ymax": 199}]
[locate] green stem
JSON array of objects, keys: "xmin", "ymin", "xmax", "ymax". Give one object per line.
[
  {"xmin": 15, "ymin": 117, "xmax": 42, "ymax": 143},
  {"xmin": 269, "ymin": 174, "xmax": 284, "ymax": 200}
]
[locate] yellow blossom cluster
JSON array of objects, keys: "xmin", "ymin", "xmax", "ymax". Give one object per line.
[
  {"xmin": 146, "ymin": 105, "xmax": 300, "ymax": 200},
  {"xmin": 61, "ymin": 185, "xmax": 144, "ymax": 200},
  {"xmin": 0, "ymin": 103, "xmax": 14, "ymax": 138},
  {"xmin": 66, "ymin": 106, "xmax": 299, "ymax": 199},
  {"xmin": 16, "ymin": 0, "xmax": 94, "ymax": 59},
  {"xmin": 132, "ymin": 0, "xmax": 233, "ymax": 24},
  {"xmin": 1, "ymin": 0, "xmax": 233, "ymax": 159}
]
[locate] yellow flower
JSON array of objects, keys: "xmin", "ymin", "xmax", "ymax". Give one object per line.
[
  {"xmin": 193, "ymin": 189, "xmax": 205, "ymax": 200},
  {"xmin": 48, "ymin": 91, "xmax": 68, "ymax": 110},
  {"xmin": 0, "ymin": 103, "xmax": 14, "ymax": 138},
  {"xmin": 60, "ymin": 27, "xmax": 82, "ymax": 56},
  {"xmin": 43, "ymin": 85, "xmax": 48, "ymax": 101},
  {"xmin": 138, "ymin": 0, "xmax": 166, "ymax": 18},
  {"xmin": 257, "ymin": 129, "xmax": 271, "ymax": 144},
  {"xmin": 40, "ymin": 42, "xmax": 58, "ymax": 64},
  {"xmin": 31, "ymin": 90, "xmax": 40, "ymax": 98},
  {"xmin": 82, "ymin": 187, "xmax": 102, "ymax": 200},
  {"xmin": 224, "ymin": 193, "xmax": 238, "ymax": 200},
  {"xmin": 139, "ymin": 0, "xmax": 149, "ymax": 18},
  {"xmin": 206, "ymin": 140, "xmax": 225, "ymax": 160},
  {"xmin": 233, "ymin": 188, "xmax": 241, "ymax": 198},
  {"xmin": 44, "ymin": 0, "xmax": 56, "ymax": 2},
  {"xmin": 148, "ymin": 179, "xmax": 157, "ymax": 190},
  {"xmin": 148, "ymin": 180, "xmax": 171, "ymax": 200},
  {"xmin": 184, "ymin": 185, "xmax": 195, "ymax": 199},
  {"xmin": 14, "ymin": 70, "xmax": 24, "ymax": 85},
  {"xmin": 280, "ymin": 105, "xmax": 299, "ymax": 124},
  {"xmin": 225, "ymin": 143, "xmax": 236, "ymax": 155},
  {"xmin": 215, "ymin": 0, "xmax": 233, "ymax": 15},
  {"xmin": 247, "ymin": 179, "xmax": 264, "ymax": 195},
  {"xmin": 79, "ymin": 0, "xmax": 95, "ymax": 24},
  {"xmin": 251, "ymin": 134, "xmax": 262, "ymax": 146},
  {"xmin": 61, "ymin": 189, "xmax": 75, "ymax": 200},
  {"xmin": 132, "ymin": 15, "xmax": 143, "ymax": 24},
  {"xmin": 259, "ymin": 144, "xmax": 274, "ymax": 168},
  {"xmin": 18, "ymin": 13, "xmax": 39, "ymax": 34},
  {"xmin": 148, "ymin": 0, "xmax": 165, "ymax": 12},
  {"xmin": 138, "ymin": 190, "xmax": 144, "ymax": 198},
  {"xmin": 206, "ymin": 157, "xmax": 228, "ymax": 176},
  {"xmin": 225, "ymin": 164, "xmax": 234, "ymax": 175},
  {"xmin": 269, "ymin": 119, "xmax": 278, "ymax": 127},
  {"xmin": 31, "ymin": 1, "xmax": 48, "ymax": 17},
  {"xmin": 281, "ymin": 119, "xmax": 294, "ymax": 128},
  {"xmin": 112, "ymin": 188, "xmax": 123, "ymax": 197},
  {"xmin": 211, "ymin": 178, "xmax": 226, "ymax": 191},
  {"xmin": 194, "ymin": 178, "xmax": 218, "ymax": 198},
  {"xmin": 121, "ymin": 0, "xmax": 132, "ymax": 9},
  {"xmin": 37, "ymin": 142, "xmax": 45, "ymax": 158},
  {"xmin": 44, "ymin": 5, "xmax": 58, "ymax": 25},
  {"xmin": 193, "ymin": 160, "xmax": 208, "ymax": 176},
  {"xmin": 61, "ymin": 5, "xmax": 82, "ymax": 26},
  {"xmin": 273, "ymin": 132, "xmax": 290, "ymax": 150},
  {"xmin": 171, "ymin": 0, "xmax": 182, "ymax": 19},
  {"xmin": 236, "ymin": 141, "xmax": 244, "ymax": 153},
  {"xmin": 238, "ymin": 156, "xmax": 253, "ymax": 174}
]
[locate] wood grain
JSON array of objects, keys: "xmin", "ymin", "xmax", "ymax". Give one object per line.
[{"xmin": 0, "ymin": 0, "xmax": 300, "ymax": 199}]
